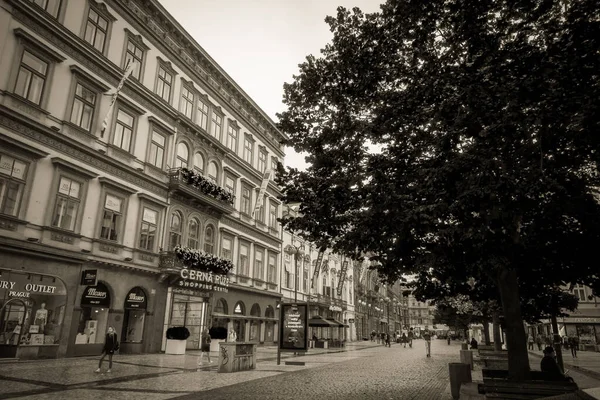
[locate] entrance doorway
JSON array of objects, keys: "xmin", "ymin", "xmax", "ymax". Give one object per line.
[{"xmin": 170, "ymin": 294, "xmax": 208, "ymax": 349}]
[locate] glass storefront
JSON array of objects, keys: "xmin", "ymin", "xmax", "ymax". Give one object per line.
[
  {"xmin": 0, "ymin": 269, "xmax": 67, "ymax": 352},
  {"xmin": 76, "ymin": 282, "xmax": 111, "ymax": 345},
  {"xmin": 169, "ymin": 294, "xmax": 208, "ymax": 349},
  {"xmin": 122, "ymin": 287, "xmax": 147, "ymax": 344}
]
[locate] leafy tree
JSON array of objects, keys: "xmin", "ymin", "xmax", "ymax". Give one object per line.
[{"xmin": 277, "ymin": 0, "xmax": 600, "ymax": 379}]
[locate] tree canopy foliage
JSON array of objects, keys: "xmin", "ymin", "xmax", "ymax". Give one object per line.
[{"xmin": 277, "ymin": 0, "xmax": 600, "ymax": 378}]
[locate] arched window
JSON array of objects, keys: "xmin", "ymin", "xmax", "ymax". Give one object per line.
[
  {"xmin": 187, "ymin": 218, "xmax": 200, "ymax": 250},
  {"xmin": 214, "ymin": 298, "xmax": 228, "ymax": 314},
  {"xmin": 250, "ymin": 303, "xmax": 261, "ymax": 317},
  {"xmin": 265, "ymin": 306, "xmax": 274, "ymax": 319},
  {"xmin": 176, "ymin": 143, "xmax": 188, "ymax": 169},
  {"xmin": 249, "ymin": 303, "xmax": 261, "ymax": 342},
  {"xmin": 193, "ymin": 153, "xmax": 204, "ymax": 175},
  {"xmin": 122, "ymin": 287, "xmax": 147, "ymax": 343},
  {"xmin": 208, "ymin": 161, "xmax": 218, "ymax": 183},
  {"xmin": 204, "ymin": 225, "xmax": 215, "ymax": 254},
  {"xmin": 169, "ymin": 211, "xmax": 182, "ymax": 250}
]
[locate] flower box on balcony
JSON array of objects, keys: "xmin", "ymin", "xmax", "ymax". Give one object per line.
[
  {"xmin": 170, "ymin": 168, "xmax": 235, "ymax": 206},
  {"xmin": 160, "ymin": 246, "xmax": 234, "ymax": 276}
]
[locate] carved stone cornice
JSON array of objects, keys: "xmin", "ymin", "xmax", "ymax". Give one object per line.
[{"xmin": 0, "ymin": 106, "xmax": 168, "ymax": 197}]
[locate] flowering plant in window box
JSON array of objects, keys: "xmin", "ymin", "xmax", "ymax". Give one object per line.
[
  {"xmin": 174, "ymin": 245, "xmax": 234, "ymax": 275},
  {"xmin": 179, "ymin": 168, "xmax": 235, "ymax": 205}
]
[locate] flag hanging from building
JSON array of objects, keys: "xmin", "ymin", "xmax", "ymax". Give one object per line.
[
  {"xmin": 100, "ymin": 60, "xmax": 136, "ymax": 137},
  {"xmin": 310, "ymin": 251, "xmax": 324, "ymax": 289},
  {"xmin": 251, "ymin": 168, "xmax": 273, "ymax": 218},
  {"xmin": 321, "ymin": 259, "xmax": 329, "ymax": 274},
  {"xmin": 359, "ymin": 259, "xmax": 369, "ymax": 283},
  {"xmin": 337, "ymin": 260, "xmax": 349, "ymax": 296}
]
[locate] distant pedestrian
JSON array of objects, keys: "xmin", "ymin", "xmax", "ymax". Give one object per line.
[
  {"xmin": 95, "ymin": 326, "xmax": 119, "ymax": 373},
  {"xmin": 528, "ymin": 334, "xmax": 534, "ymax": 350},
  {"xmin": 569, "ymin": 336, "xmax": 578, "ymax": 358},
  {"xmin": 470, "ymin": 337, "xmax": 478, "ymax": 350},
  {"xmin": 423, "ymin": 327, "xmax": 432, "ymax": 357},
  {"xmin": 385, "ymin": 333, "xmax": 391, "ymax": 347},
  {"xmin": 402, "ymin": 332, "xmax": 408, "ymax": 348},
  {"xmin": 371, "ymin": 330, "xmax": 376, "ymax": 342},
  {"xmin": 447, "ymin": 334, "xmax": 451, "ymax": 346},
  {"xmin": 536, "ymin": 335, "xmax": 543, "ymax": 351},
  {"xmin": 377, "ymin": 332, "xmax": 381, "ymax": 344},
  {"xmin": 199, "ymin": 328, "xmax": 212, "ymax": 364},
  {"xmin": 408, "ymin": 328, "xmax": 414, "ymax": 348}
]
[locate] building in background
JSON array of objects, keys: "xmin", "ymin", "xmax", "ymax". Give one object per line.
[
  {"xmin": 0, "ymin": 0, "xmax": 285, "ymax": 358},
  {"xmin": 281, "ymin": 205, "xmax": 356, "ymax": 346}
]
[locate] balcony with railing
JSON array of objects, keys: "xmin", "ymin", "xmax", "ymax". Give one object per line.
[{"xmin": 168, "ymin": 168, "xmax": 235, "ymax": 215}]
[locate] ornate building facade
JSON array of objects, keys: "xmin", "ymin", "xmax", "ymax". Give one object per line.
[{"xmin": 0, "ymin": 0, "xmax": 286, "ymax": 358}]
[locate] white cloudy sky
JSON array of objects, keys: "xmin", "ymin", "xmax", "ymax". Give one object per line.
[{"xmin": 159, "ymin": 0, "xmax": 383, "ymax": 170}]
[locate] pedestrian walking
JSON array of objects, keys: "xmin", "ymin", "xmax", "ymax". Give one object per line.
[
  {"xmin": 95, "ymin": 326, "xmax": 119, "ymax": 373},
  {"xmin": 385, "ymin": 332, "xmax": 391, "ymax": 347},
  {"xmin": 377, "ymin": 332, "xmax": 381, "ymax": 344},
  {"xmin": 402, "ymin": 332, "xmax": 408, "ymax": 348},
  {"xmin": 528, "ymin": 334, "xmax": 534, "ymax": 350},
  {"xmin": 569, "ymin": 336, "xmax": 578, "ymax": 358},
  {"xmin": 199, "ymin": 328, "xmax": 213, "ymax": 364},
  {"xmin": 371, "ymin": 330, "xmax": 376, "ymax": 342},
  {"xmin": 447, "ymin": 335, "xmax": 451, "ymax": 346},
  {"xmin": 408, "ymin": 328, "xmax": 414, "ymax": 348},
  {"xmin": 423, "ymin": 327, "xmax": 432, "ymax": 357},
  {"xmin": 536, "ymin": 335, "xmax": 543, "ymax": 351}
]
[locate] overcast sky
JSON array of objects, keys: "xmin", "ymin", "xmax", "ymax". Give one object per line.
[{"xmin": 159, "ymin": 0, "xmax": 383, "ymax": 170}]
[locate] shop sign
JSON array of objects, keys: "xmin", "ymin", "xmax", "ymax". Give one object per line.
[
  {"xmin": 172, "ymin": 268, "xmax": 230, "ymax": 294},
  {"xmin": 310, "ymin": 251, "xmax": 324, "ymax": 289},
  {"xmin": 279, "ymin": 303, "xmax": 308, "ymax": 352},
  {"xmin": 124, "ymin": 287, "xmax": 147, "ymax": 309},
  {"xmin": 329, "ymin": 305, "xmax": 342, "ymax": 312},
  {"xmin": 80, "ymin": 269, "xmax": 98, "ymax": 286},
  {"xmin": 564, "ymin": 317, "xmax": 600, "ymax": 324},
  {"xmin": 348, "ymin": 319, "xmax": 355, "ymax": 323},
  {"xmin": 1, "ymin": 278, "xmax": 62, "ymax": 299},
  {"xmin": 81, "ymin": 282, "xmax": 110, "ymax": 307}
]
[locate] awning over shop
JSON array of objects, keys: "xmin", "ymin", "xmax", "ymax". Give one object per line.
[
  {"xmin": 327, "ymin": 318, "xmax": 349, "ymax": 328},
  {"xmin": 308, "ymin": 315, "xmax": 339, "ymax": 327}
]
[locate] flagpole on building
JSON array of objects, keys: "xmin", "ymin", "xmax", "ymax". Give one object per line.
[{"xmin": 100, "ymin": 59, "xmax": 135, "ymax": 138}]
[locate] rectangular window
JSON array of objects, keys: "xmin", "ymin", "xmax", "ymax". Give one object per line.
[
  {"xmin": 221, "ymin": 236, "xmax": 233, "ymax": 260},
  {"xmin": 0, "ymin": 154, "xmax": 28, "ymax": 217},
  {"xmin": 243, "ymin": 137, "xmax": 253, "ymax": 164},
  {"xmin": 51, "ymin": 177, "xmax": 81, "ymax": 231},
  {"xmin": 30, "ymin": 0, "xmax": 61, "ymax": 18},
  {"xmin": 180, "ymin": 87, "xmax": 194, "ymax": 119},
  {"xmin": 84, "ymin": 8, "xmax": 108, "ymax": 53},
  {"xmin": 196, "ymin": 99, "xmax": 209, "ymax": 131},
  {"xmin": 239, "ymin": 243, "xmax": 249, "ymax": 276},
  {"xmin": 258, "ymin": 150, "xmax": 267, "ymax": 173},
  {"xmin": 267, "ymin": 254, "xmax": 277, "ymax": 283},
  {"xmin": 148, "ymin": 131, "xmax": 165, "ymax": 169},
  {"xmin": 241, "ymin": 186, "xmax": 251, "ymax": 215},
  {"xmin": 210, "ymin": 112, "xmax": 222, "ymax": 139},
  {"xmin": 269, "ymin": 203, "xmax": 278, "ymax": 228},
  {"xmin": 226, "ymin": 126, "xmax": 238, "ymax": 152},
  {"xmin": 256, "ymin": 195, "xmax": 266, "ymax": 222},
  {"xmin": 14, "ymin": 50, "xmax": 48, "ymax": 105},
  {"xmin": 155, "ymin": 66, "xmax": 172, "ymax": 103},
  {"xmin": 70, "ymin": 83, "xmax": 96, "ymax": 131},
  {"xmin": 225, "ymin": 176, "xmax": 235, "ymax": 196},
  {"xmin": 113, "ymin": 109, "xmax": 135, "ymax": 151},
  {"xmin": 139, "ymin": 207, "xmax": 158, "ymax": 251},
  {"xmin": 100, "ymin": 193, "xmax": 123, "ymax": 241},
  {"xmin": 124, "ymin": 40, "xmax": 143, "ymax": 80},
  {"xmin": 573, "ymin": 285, "xmax": 587, "ymax": 301},
  {"xmin": 254, "ymin": 249, "xmax": 264, "ymax": 280}
]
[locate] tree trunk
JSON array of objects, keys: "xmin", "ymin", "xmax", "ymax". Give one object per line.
[
  {"xmin": 492, "ymin": 312, "xmax": 502, "ymax": 351},
  {"xmin": 497, "ymin": 267, "xmax": 530, "ymax": 380},
  {"xmin": 483, "ymin": 319, "xmax": 491, "ymax": 345},
  {"xmin": 551, "ymin": 315, "xmax": 564, "ymax": 371}
]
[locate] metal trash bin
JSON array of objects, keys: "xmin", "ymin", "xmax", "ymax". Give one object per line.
[{"xmin": 448, "ymin": 362, "xmax": 472, "ymax": 400}]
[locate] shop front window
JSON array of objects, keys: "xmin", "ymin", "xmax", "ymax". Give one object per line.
[
  {"xmin": 249, "ymin": 303, "xmax": 261, "ymax": 342},
  {"xmin": 0, "ymin": 269, "xmax": 67, "ymax": 348},
  {"xmin": 265, "ymin": 305, "xmax": 275, "ymax": 343},
  {"xmin": 76, "ymin": 282, "xmax": 111, "ymax": 345},
  {"xmin": 212, "ymin": 298, "xmax": 228, "ymax": 330},
  {"xmin": 170, "ymin": 294, "xmax": 207, "ymax": 350},
  {"xmin": 122, "ymin": 287, "xmax": 147, "ymax": 343}
]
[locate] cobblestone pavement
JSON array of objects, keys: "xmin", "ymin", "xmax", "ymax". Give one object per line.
[{"xmin": 0, "ymin": 340, "xmax": 456, "ymax": 399}]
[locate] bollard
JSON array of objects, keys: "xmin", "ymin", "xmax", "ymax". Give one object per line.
[
  {"xmin": 449, "ymin": 362, "xmax": 472, "ymax": 400},
  {"xmin": 460, "ymin": 349, "xmax": 474, "ymax": 370},
  {"xmin": 461, "ymin": 343, "xmax": 468, "ymax": 350}
]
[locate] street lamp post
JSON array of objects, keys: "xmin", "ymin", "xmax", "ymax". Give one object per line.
[{"xmin": 285, "ymin": 240, "xmax": 305, "ymax": 303}]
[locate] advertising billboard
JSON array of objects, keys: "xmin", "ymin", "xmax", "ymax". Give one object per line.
[{"xmin": 279, "ymin": 303, "xmax": 308, "ymax": 352}]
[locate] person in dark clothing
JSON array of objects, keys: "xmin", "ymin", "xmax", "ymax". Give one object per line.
[
  {"xmin": 541, "ymin": 346, "xmax": 573, "ymax": 382},
  {"xmin": 385, "ymin": 332, "xmax": 391, "ymax": 347},
  {"xmin": 569, "ymin": 336, "xmax": 579, "ymax": 358},
  {"xmin": 470, "ymin": 337, "xmax": 478, "ymax": 350},
  {"xmin": 408, "ymin": 328, "xmax": 414, "ymax": 348},
  {"xmin": 96, "ymin": 326, "xmax": 119, "ymax": 373}
]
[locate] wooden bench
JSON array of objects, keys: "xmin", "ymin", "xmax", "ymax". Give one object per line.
[
  {"xmin": 482, "ymin": 369, "xmax": 566, "ymax": 381},
  {"xmin": 478, "ymin": 375, "xmax": 579, "ymax": 399}
]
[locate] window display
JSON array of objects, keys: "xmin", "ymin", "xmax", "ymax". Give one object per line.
[
  {"xmin": 122, "ymin": 287, "xmax": 147, "ymax": 343},
  {"xmin": 0, "ymin": 269, "xmax": 67, "ymax": 348},
  {"xmin": 76, "ymin": 282, "xmax": 111, "ymax": 345}
]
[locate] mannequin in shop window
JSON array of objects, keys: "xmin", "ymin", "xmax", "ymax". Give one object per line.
[
  {"xmin": 34, "ymin": 303, "xmax": 48, "ymax": 330},
  {"xmin": 227, "ymin": 329, "xmax": 237, "ymax": 343}
]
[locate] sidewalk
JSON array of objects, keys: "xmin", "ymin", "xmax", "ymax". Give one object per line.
[{"xmin": 529, "ymin": 348, "xmax": 600, "ymax": 380}]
